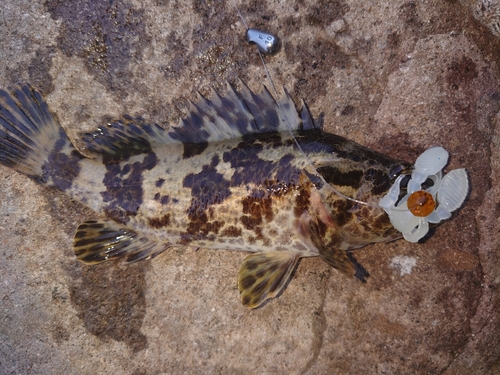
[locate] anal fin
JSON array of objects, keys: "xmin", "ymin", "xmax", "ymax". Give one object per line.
[
  {"xmin": 74, "ymin": 219, "xmax": 167, "ymax": 264},
  {"xmin": 238, "ymin": 252, "xmax": 300, "ymax": 309}
]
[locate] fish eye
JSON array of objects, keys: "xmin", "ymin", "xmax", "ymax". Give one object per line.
[{"xmin": 389, "ymin": 163, "xmax": 412, "ymax": 180}]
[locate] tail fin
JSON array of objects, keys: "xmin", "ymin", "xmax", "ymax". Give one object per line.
[{"xmin": 0, "ymin": 85, "xmax": 83, "ymax": 190}]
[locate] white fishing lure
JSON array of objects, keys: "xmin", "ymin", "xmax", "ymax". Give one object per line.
[{"xmin": 379, "ymin": 146, "xmax": 469, "ymax": 242}]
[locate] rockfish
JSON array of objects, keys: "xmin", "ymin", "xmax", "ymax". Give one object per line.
[{"xmin": 0, "ymin": 83, "xmax": 434, "ymax": 308}]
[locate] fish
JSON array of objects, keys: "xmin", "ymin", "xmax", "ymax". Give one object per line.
[{"xmin": 0, "ymin": 82, "xmax": 415, "ymax": 308}]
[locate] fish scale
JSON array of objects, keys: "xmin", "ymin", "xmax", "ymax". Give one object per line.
[{"xmin": 0, "ymin": 82, "xmax": 413, "ymax": 308}]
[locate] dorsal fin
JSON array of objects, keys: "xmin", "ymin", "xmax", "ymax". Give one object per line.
[
  {"xmin": 83, "ymin": 81, "xmax": 322, "ymax": 162},
  {"xmin": 83, "ymin": 116, "xmax": 172, "ymax": 163}
]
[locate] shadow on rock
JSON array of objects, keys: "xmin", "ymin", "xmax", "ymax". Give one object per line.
[{"xmin": 67, "ymin": 260, "xmax": 150, "ymax": 353}]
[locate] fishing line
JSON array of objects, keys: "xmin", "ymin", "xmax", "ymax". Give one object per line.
[
  {"xmin": 231, "ymin": 0, "xmax": 376, "ymax": 208},
  {"xmin": 232, "ymin": 0, "xmax": 249, "ymax": 29}
]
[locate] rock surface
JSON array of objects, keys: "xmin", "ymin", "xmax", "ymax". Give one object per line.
[{"xmin": 1, "ymin": 0, "xmax": 499, "ymax": 374}]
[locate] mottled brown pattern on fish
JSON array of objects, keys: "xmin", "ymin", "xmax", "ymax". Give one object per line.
[
  {"xmin": 366, "ymin": 168, "xmax": 393, "ymax": 196},
  {"xmin": 241, "ymin": 195, "xmax": 274, "ymax": 229},
  {"xmin": 153, "ymin": 192, "xmax": 170, "ymax": 205},
  {"xmin": 0, "ymin": 84, "xmax": 414, "ymax": 307},
  {"xmin": 148, "ymin": 214, "xmax": 171, "ymax": 229},
  {"xmin": 371, "ymin": 212, "xmax": 393, "ymax": 232},
  {"xmin": 331, "ymin": 199, "xmax": 354, "ymax": 227},
  {"xmin": 317, "ymin": 166, "xmax": 364, "ymax": 190},
  {"xmin": 101, "ymin": 152, "xmax": 158, "ymax": 224},
  {"xmin": 318, "ymin": 194, "xmax": 400, "ymax": 251},
  {"xmin": 182, "ymin": 142, "xmax": 209, "ymax": 159},
  {"xmin": 180, "ymin": 154, "xmax": 231, "ymax": 243},
  {"xmin": 220, "ymin": 225, "xmax": 242, "ymax": 238},
  {"xmin": 86, "ymin": 129, "xmax": 406, "ymax": 264},
  {"xmin": 33, "ymin": 126, "xmax": 85, "ymax": 190}
]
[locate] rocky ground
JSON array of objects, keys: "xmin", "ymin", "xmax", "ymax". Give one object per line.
[{"xmin": 0, "ymin": 0, "xmax": 499, "ymax": 374}]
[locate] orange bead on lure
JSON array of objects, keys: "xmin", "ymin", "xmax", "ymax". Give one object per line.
[{"xmin": 407, "ymin": 191, "xmax": 436, "ymax": 217}]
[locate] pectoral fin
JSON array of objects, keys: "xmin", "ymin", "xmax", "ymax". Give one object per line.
[
  {"xmin": 306, "ymin": 213, "xmax": 369, "ymax": 281},
  {"xmin": 74, "ymin": 219, "xmax": 167, "ymax": 264},
  {"xmin": 238, "ymin": 252, "xmax": 300, "ymax": 309},
  {"xmin": 318, "ymin": 247, "xmax": 355, "ymax": 276},
  {"xmin": 318, "ymin": 248, "xmax": 369, "ymax": 282}
]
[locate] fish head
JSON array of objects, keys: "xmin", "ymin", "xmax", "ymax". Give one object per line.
[{"xmin": 296, "ymin": 131, "xmax": 414, "ymax": 248}]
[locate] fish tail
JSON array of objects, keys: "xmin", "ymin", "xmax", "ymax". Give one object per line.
[{"xmin": 0, "ymin": 85, "xmax": 82, "ymax": 188}]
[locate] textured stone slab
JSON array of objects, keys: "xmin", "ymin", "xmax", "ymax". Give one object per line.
[{"xmin": 0, "ymin": 0, "xmax": 499, "ymax": 374}]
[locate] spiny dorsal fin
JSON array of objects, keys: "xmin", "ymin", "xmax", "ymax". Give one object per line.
[
  {"xmin": 74, "ymin": 219, "xmax": 167, "ymax": 264},
  {"xmin": 83, "ymin": 81, "xmax": 322, "ymax": 162},
  {"xmin": 238, "ymin": 252, "xmax": 300, "ymax": 309},
  {"xmin": 300, "ymin": 99, "xmax": 323, "ymax": 131}
]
